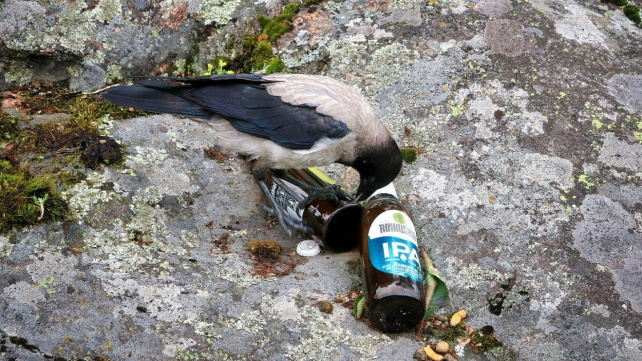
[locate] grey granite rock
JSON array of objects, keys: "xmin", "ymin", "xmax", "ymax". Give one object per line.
[
  {"xmin": 2, "ymin": 0, "xmax": 642, "ymax": 360},
  {"xmin": 0, "ymin": 0, "xmax": 275, "ymax": 89}
]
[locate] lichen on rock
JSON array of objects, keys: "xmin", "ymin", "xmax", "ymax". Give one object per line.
[{"xmin": 197, "ymin": 0, "xmax": 241, "ymax": 26}]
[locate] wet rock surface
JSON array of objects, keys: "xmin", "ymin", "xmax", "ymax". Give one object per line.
[{"xmin": 2, "ymin": 0, "xmax": 642, "ymax": 360}]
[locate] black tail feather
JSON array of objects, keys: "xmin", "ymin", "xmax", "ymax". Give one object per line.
[{"xmin": 102, "ymin": 85, "xmax": 212, "ymax": 118}]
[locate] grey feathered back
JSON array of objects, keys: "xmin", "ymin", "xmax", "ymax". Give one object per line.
[{"xmin": 264, "ymin": 74, "xmax": 391, "ymax": 152}]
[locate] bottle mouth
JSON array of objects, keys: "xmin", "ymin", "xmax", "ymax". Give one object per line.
[{"xmin": 322, "ymin": 203, "xmax": 363, "ymax": 252}]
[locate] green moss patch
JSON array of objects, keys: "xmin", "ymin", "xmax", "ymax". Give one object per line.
[
  {"xmin": 212, "ymin": 1, "xmax": 321, "ymax": 74},
  {"xmin": 423, "ymin": 317, "xmax": 468, "ymax": 342},
  {"xmin": 21, "ymin": 92, "xmax": 150, "ymax": 124},
  {"xmin": 400, "ymin": 147, "xmax": 420, "ymax": 164},
  {"xmin": 470, "ymin": 325, "xmax": 503, "ymax": 352},
  {"xmin": 0, "ymin": 85, "xmax": 140, "ymax": 233},
  {"xmin": 227, "ymin": 36, "xmax": 284, "ymax": 74},
  {"xmin": 1, "ymin": 111, "xmax": 20, "ymax": 142},
  {"xmin": 602, "ymin": 0, "xmax": 628, "ymax": 6},
  {"xmin": 190, "ymin": 1, "xmax": 324, "ymax": 75},
  {"xmin": 257, "ymin": 2, "xmax": 300, "ymax": 42},
  {"xmin": 225, "ymin": 33, "xmax": 285, "ymax": 74},
  {"xmin": 0, "ymin": 162, "xmax": 68, "ymax": 232},
  {"xmin": 602, "ymin": 1, "xmax": 641, "ymax": 26},
  {"xmin": 623, "ymin": 4, "xmax": 641, "ymax": 26}
]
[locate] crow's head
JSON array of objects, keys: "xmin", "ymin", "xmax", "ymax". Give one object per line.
[{"xmin": 350, "ymin": 136, "xmax": 402, "ymax": 201}]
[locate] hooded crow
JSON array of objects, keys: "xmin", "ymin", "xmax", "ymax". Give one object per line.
[{"xmin": 103, "ymin": 73, "xmax": 402, "ymax": 234}]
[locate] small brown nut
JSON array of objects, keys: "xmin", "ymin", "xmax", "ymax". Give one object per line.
[
  {"xmin": 435, "ymin": 341, "xmax": 450, "ymax": 354},
  {"xmin": 424, "ymin": 346, "xmax": 444, "ymax": 361}
]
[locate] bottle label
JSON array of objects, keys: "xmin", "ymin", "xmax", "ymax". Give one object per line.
[
  {"xmin": 269, "ymin": 178, "xmax": 304, "ymax": 220},
  {"xmin": 368, "ymin": 210, "xmax": 422, "ymax": 282}
]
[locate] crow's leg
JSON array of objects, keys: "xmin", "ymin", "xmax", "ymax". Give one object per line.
[
  {"xmin": 256, "ymin": 179, "xmax": 314, "ymax": 237},
  {"xmin": 270, "ymin": 169, "xmax": 353, "ymax": 209}
]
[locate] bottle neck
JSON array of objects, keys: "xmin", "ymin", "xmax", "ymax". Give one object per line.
[
  {"xmin": 368, "ymin": 192, "xmax": 397, "ymax": 203},
  {"xmin": 366, "ymin": 182, "xmax": 398, "ymax": 202}
]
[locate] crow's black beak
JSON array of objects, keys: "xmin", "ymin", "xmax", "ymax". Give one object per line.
[{"xmin": 355, "ymin": 183, "xmax": 376, "ymax": 202}]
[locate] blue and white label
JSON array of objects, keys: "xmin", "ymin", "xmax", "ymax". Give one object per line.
[{"xmin": 368, "ymin": 210, "xmax": 422, "ymax": 282}]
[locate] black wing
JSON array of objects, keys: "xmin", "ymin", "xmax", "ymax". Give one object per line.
[{"xmin": 102, "ymin": 74, "xmax": 351, "ymax": 150}]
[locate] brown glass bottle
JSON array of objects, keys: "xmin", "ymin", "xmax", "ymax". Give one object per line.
[
  {"xmin": 264, "ymin": 168, "xmax": 363, "ymax": 252},
  {"xmin": 359, "ymin": 183, "xmax": 425, "ymax": 332}
]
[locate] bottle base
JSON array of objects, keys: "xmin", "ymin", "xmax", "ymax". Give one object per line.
[{"xmin": 369, "ymin": 295, "xmax": 424, "ymax": 333}]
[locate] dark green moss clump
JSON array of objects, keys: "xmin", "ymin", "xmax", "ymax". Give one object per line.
[
  {"xmin": 602, "ymin": 0, "xmax": 628, "ymax": 6},
  {"xmin": 0, "ymin": 162, "xmax": 68, "ymax": 232},
  {"xmin": 19, "ymin": 91, "xmax": 149, "ymax": 124},
  {"xmin": 228, "ymin": 36, "xmax": 284, "ymax": 74},
  {"xmin": 623, "ymin": 4, "xmax": 641, "ymax": 25},
  {"xmin": 225, "ymin": 2, "xmax": 310, "ymax": 74},
  {"xmin": 601, "ymin": 0, "xmax": 642, "ymax": 26},
  {"xmin": 5, "ymin": 93, "xmax": 128, "ymax": 168},
  {"xmin": 0, "ymin": 88, "xmax": 132, "ymax": 233},
  {"xmin": 399, "ymin": 147, "xmax": 419, "ymax": 164},
  {"xmin": 471, "ymin": 325, "xmax": 503, "ymax": 352},
  {"xmin": 1, "ymin": 111, "xmax": 21, "ymax": 142},
  {"xmin": 258, "ymin": 2, "xmax": 300, "ymax": 42},
  {"xmin": 266, "ymin": 57, "xmax": 286, "ymax": 74},
  {"xmin": 204, "ymin": 0, "xmax": 323, "ymax": 74},
  {"xmin": 425, "ymin": 318, "xmax": 468, "ymax": 341},
  {"xmin": 440, "ymin": 323, "xmax": 468, "ymax": 341}
]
